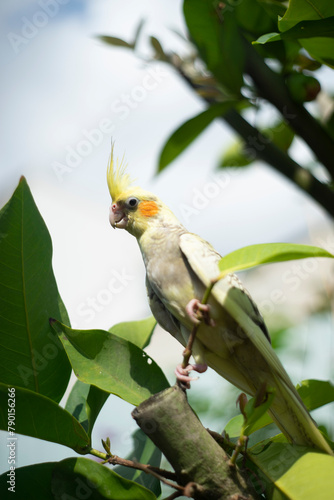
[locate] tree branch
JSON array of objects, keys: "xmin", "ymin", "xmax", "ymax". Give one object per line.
[
  {"xmin": 223, "ymin": 108, "xmax": 334, "ymax": 218},
  {"xmin": 132, "ymin": 385, "xmax": 260, "ymax": 500},
  {"xmin": 108, "ymin": 455, "xmax": 183, "ymax": 493},
  {"xmin": 176, "ymin": 67, "xmax": 334, "ymax": 218},
  {"xmin": 108, "ymin": 455, "xmax": 177, "ymax": 482},
  {"xmin": 243, "ymin": 41, "xmax": 334, "ymax": 180}
]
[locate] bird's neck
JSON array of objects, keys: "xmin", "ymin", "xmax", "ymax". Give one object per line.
[{"xmin": 137, "ymin": 220, "xmax": 186, "ymax": 266}]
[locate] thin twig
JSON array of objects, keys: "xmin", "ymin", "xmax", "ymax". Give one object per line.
[
  {"xmin": 107, "ymin": 455, "xmax": 183, "ymax": 492},
  {"xmin": 89, "ymin": 448, "xmax": 108, "ymax": 460},
  {"xmin": 207, "ymin": 428, "xmax": 237, "ymax": 452},
  {"xmin": 181, "ymin": 323, "xmax": 200, "ymax": 370},
  {"xmin": 229, "ymin": 436, "xmax": 248, "ymax": 467}
]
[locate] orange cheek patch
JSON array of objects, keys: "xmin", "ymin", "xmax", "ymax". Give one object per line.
[{"xmin": 139, "ymin": 200, "xmax": 159, "ymax": 217}]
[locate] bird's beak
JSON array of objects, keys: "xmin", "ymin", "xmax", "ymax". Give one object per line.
[{"xmin": 109, "ymin": 203, "xmax": 128, "ymax": 229}]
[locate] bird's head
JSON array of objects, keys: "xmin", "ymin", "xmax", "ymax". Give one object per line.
[{"xmin": 107, "ymin": 148, "xmax": 171, "ymax": 238}]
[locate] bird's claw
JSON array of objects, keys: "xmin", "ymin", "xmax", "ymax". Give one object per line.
[
  {"xmin": 175, "ymin": 363, "xmax": 208, "ymax": 389},
  {"xmin": 186, "ymin": 298, "xmax": 215, "ymax": 326}
]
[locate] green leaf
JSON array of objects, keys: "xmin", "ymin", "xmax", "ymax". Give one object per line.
[
  {"xmin": 224, "ymin": 414, "xmax": 244, "ymax": 439},
  {"xmin": 65, "ymin": 380, "xmax": 109, "ymax": 437},
  {"xmin": 98, "ymin": 35, "xmax": 134, "ymax": 49},
  {"xmin": 115, "ymin": 429, "xmax": 162, "ymax": 497},
  {"xmin": 0, "ymin": 462, "xmax": 55, "ymax": 499},
  {"xmin": 158, "ymin": 102, "xmax": 235, "ymax": 172},
  {"xmin": 65, "ymin": 379, "xmax": 90, "ymax": 432},
  {"xmin": 254, "ymin": 16, "xmax": 334, "ymax": 45},
  {"xmin": 296, "ymin": 380, "xmax": 334, "ymax": 411},
  {"xmin": 242, "ymin": 390, "xmax": 276, "ymax": 437},
  {"xmin": 99, "ymin": 20, "xmax": 145, "ymax": 52},
  {"xmin": 0, "ymin": 177, "xmax": 71, "ymax": 402},
  {"xmin": 0, "ymin": 383, "xmax": 90, "ymax": 453},
  {"xmin": 225, "ymin": 410, "xmax": 272, "ymax": 440},
  {"xmin": 220, "ymin": 121, "xmax": 294, "ymax": 168},
  {"xmin": 110, "ymin": 316, "xmax": 156, "ymax": 349},
  {"xmin": 235, "ymin": 0, "xmax": 277, "ymax": 36},
  {"xmin": 254, "ymin": 31, "xmax": 282, "ymax": 44},
  {"xmin": 0, "ymin": 458, "xmax": 157, "ymax": 500},
  {"xmin": 52, "ymin": 321, "xmax": 169, "ymax": 406},
  {"xmin": 133, "ymin": 19, "xmax": 145, "ymax": 49},
  {"xmin": 150, "ymin": 36, "xmax": 169, "ymax": 61},
  {"xmin": 52, "ymin": 457, "xmax": 156, "ymax": 500},
  {"xmin": 279, "ymin": 1, "xmax": 334, "ymax": 32},
  {"xmin": 248, "ymin": 439, "xmax": 334, "ymax": 499},
  {"xmin": 220, "ymin": 139, "xmax": 253, "ymax": 168},
  {"xmin": 184, "ymin": 0, "xmax": 244, "ymax": 93},
  {"xmin": 257, "ymin": 0, "xmax": 287, "ymax": 19},
  {"xmin": 218, "ymin": 243, "xmax": 334, "ymax": 277},
  {"xmin": 85, "ymin": 385, "xmax": 110, "ymax": 437},
  {"xmin": 278, "ymin": 0, "xmax": 334, "ymax": 68},
  {"xmin": 265, "ymin": 121, "xmax": 295, "ymax": 151}
]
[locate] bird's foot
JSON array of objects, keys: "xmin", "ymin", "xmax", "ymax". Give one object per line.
[
  {"xmin": 185, "ymin": 298, "xmax": 215, "ymax": 326},
  {"xmin": 175, "ymin": 363, "xmax": 208, "ymax": 389}
]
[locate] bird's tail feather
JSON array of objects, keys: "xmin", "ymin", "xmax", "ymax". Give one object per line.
[
  {"xmin": 205, "ymin": 350, "xmax": 333, "ymax": 455},
  {"xmin": 269, "ymin": 374, "xmax": 333, "ymax": 454}
]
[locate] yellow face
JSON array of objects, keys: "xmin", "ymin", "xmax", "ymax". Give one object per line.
[
  {"xmin": 107, "ymin": 149, "xmax": 161, "ymax": 237},
  {"xmin": 109, "ymin": 190, "xmax": 161, "ymax": 237}
]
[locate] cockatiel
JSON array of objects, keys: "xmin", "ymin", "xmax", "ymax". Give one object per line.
[{"xmin": 107, "ymin": 151, "xmax": 333, "ymax": 455}]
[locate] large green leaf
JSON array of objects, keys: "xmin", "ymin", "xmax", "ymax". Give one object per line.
[
  {"xmin": 52, "ymin": 457, "xmax": 156, "ymax": 500},
  {"xmin": 248, "ymin": 438, "xmax": 334, "ymax": 499},
  {"xmin": 0, "ymin": 177, "xmax": 71, "ymax": 402},
  {"xmin": 278, "ymin": 0, "xmax": 334, "ymax": 68},
  {"xmin": 296, "ymin": 380, "xmax": 334, "ymax": 411},
  {"xmin": 218, "ymin": 242, "xmax": 334, "ymax": 277},
  {"xmin": 85, "ymin": 384, "xmax": 110, "ymax": 437},
  {"xmin": 254, "ymin": 16, "xmax": 334, "ymax": 45},
  {"xmin": 279, "ymin": 1, "xmax": 334, "ymax": 31},
  {"xmin": 110, "ymin": 316, "xmax": 156, "ymax": 349},
  {"xmin": 235, "ymin": 0, "xmax": 277, "ymax": 37},
  {"xmin": 115, "ymin": 429, "xmax": 162, "ymax": 498},
  {"xmin": 184, "ymin": 0, "xmax": 244, "ymax": 93},
  {"xmin": 65, "ymin": 380, "xmax": 109, "ymax": 437},
  {"xmin": 0, "ymin": 458, "xmax": 156, "ymax": 500},
  {"xmin": 65, "ymin": 379, "xmax": 90, "ymax": 433},
  {"xmin": 52, "ymin": 321, "xmax": 170, "ymax": 406},
  {"xmin": 158, "ymin": 102, "xmax": 235, "ymax": 172},
  {"xmin": 0, "ymin": 462, "xmax": 55, "ymax": 499},
  {"xmin": 0, "ymin": 383, "xmax": 89, "ymax": 453}
]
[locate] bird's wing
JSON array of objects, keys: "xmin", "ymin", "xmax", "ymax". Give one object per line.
[
  {"xmin": 180, "ymin": 233, "xmax": 269, "ymax": 336},
  {"xmin": 180, "ymin": 233, "xmax": 333, "ymax": 453},
  {"xmin": 145, "ymin": 276, "xmax": 186, "ymax": 345},
  {"xmin": 179, "ymin": 233, "xmax": 292, "ymax": 388}
]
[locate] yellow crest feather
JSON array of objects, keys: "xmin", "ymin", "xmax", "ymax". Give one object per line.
[{"xmin": 107, "ymin": 145, "xmax": 134, "ymax": 201}]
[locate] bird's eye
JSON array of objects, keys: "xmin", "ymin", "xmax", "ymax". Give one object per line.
[{"xmin": 126, "ymin": 197, "xmax": 139, "ymax": 209}]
